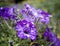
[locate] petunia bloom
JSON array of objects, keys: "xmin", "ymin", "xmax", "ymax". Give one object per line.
[
  {"xmin": 0, "ymin": 7, "xmax": 17, "ymax": 20},
  {"xmin": 37, "ymin": 9, "xmax": 51, "ymax": 24},
  {"xmin": 15, "ymin": 19, "xmax": 37, "ymax": 40},
  {"xmin": 43, "ymin": 27, "xmax": 57, "ymax": 42},
  {"xmin": 50, "ymin": 39, "xmax": 60, "ymax": 46},
  {"xmin": 20, "ymin": 4, "xmax": 52, "ymax": 24}
]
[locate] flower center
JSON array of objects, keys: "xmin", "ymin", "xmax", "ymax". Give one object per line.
[{"xmin": 24, "ymin": 30, "xmax": 28, "ymax": 34}]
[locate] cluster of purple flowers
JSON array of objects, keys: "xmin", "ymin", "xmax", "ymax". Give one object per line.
[
  {"xmin": 43, "ymin": 27, "xmax": 60, "ymax": 46},
  {"xmin": 0, "ymin": 4, "xmax": 60, "ymax": 45},
  {"xmin": 0, "ymin": 5, "xmax": 38, "ymax": 40},
  {"xmin": 14, "ymin": 4, "xmax": 52, "ymax": 40}
]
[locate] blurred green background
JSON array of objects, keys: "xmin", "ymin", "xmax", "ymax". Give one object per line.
[{"xmin": 0, "ymin": 0, "xmax": 60, "ymax": 46}]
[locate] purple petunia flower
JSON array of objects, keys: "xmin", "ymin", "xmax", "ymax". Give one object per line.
[
  {"xmin": 37, "ymin": 9, "xmax": 51, "ymax": 24},
  {"xmin": 20, "ymin": 4, "xmax": 36, "ymax": 22},
  {"xmin": 51, "ymin": 39, "xmax": 60, "ymax": 46},
  {"xmin": 20, "ymin": 4, "xmax": 52, "ymax": 24},
  {"xmin": 0, "ymin": 7, "xmax": 17, "ymax": 20},
  {"xmin": 43, "ymin": 27, "xmax": 57, "ymax": 42},
  {"xmin": 15, "ymin": 19, "xmax": 37, "ymax": 40}
]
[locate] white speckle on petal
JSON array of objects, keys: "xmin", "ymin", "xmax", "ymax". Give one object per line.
[{"xmin": 26, "ymin": 24, "xmax": 29, "ymax": 27}]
